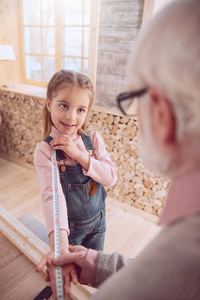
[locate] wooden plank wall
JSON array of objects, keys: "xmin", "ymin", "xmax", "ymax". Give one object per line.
[{"xmin": 95, "ymin": 0, "xmax": 144, "ymax": 109}]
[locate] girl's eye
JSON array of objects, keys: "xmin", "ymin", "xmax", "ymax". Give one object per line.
[
  {"xmin": 78, "ymin": 108, "xmax": 86, "ymax": 113},
  {"xmin": 60, "ymin": 104, "xmax": 68, "ymax": 109}
]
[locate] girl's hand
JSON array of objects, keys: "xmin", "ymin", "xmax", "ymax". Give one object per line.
[
  {"xmin": 50, "ymin": 137, "xmax": 81, "ymax": 161},
  {"xmin": 50, "ymin": 137, "xmax": 90, "ymax": 170},
  {"xmin": 36, "ymin": 250, "xmax": 78, "ymax": 299}
]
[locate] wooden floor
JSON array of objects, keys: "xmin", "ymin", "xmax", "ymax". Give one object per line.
[{"xmin": 0, "ymin": 155, "xmax": 161, "ymax": 258}]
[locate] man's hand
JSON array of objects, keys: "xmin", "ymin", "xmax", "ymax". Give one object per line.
[
  {"xmin": 54, "ymin": 245, "xmax": 89, "ymax": 270},
  {"xmin": 36, "ymin": 250, "xmax": 78, "ymax": 299}
]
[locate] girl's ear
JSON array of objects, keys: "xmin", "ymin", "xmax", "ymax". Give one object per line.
[
  {"xmin": 46, "ymin": 98, "xmax": 51, "ymax": 112},
  {"xmin": 148, "ymin": 87, "xmax": 176, "ymax": 145}
]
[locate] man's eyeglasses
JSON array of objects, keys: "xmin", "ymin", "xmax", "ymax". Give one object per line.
[{"xmin": 117, "ymin": 88, "xmax": 147, "ymax": 116}]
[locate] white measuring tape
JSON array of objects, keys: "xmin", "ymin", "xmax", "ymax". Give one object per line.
[{"xmin": 51, "ymin": 149, "xmax": 64, "ymax": 300}]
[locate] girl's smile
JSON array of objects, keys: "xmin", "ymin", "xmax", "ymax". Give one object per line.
[
  {"xmin": 61, "ymin": 122, "xmax": 76, "ymax": 130},
  {"xmin": 62, "ymin": 122, "xmax": 75, "ymax": 127},
  {"xmin": 47, "ymin": 86, "xmax": 91, "ymax": 135}
]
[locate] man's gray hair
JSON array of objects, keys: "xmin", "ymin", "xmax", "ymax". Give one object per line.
[{"xmin": 130, "ymin": 0, "xmax": 200, "ymax": 143}]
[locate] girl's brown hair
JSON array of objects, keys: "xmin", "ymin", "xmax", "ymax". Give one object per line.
[{"xmin": 43, "ymin": 69, "xmax": 94, "ymax": 139}]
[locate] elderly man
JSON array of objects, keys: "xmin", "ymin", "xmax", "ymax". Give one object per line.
[{"xmin": 38, "ymin": 0, "xmax": 200, "ymax": 298}]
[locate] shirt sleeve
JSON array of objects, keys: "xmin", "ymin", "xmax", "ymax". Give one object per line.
[
  {"xmin": 34, "ymin": 141, "xmax": 69, "ymax": 236},
  {"xmin": 83, "ymin": 130, "xmax": 117, "ymax": 187},
  {"xmin": 79, "ymin": 249, "xmax": 99, "ymax": 285},
  {"xmin": 93, "ymin": 251, "xmax": 132, "ymax": 288},
  {"xmin": 79, "ymin": 249, "xmax": 132, "ymax": 288}
]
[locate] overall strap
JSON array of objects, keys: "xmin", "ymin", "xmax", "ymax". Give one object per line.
[
  {"xmin": 44, "ymin": 136, "xmax": 66, "ymax": 161},
  {"xmin": 81, "ymin": 132, "xmax": 95, "ymax": 151},
  {"xmin": 44, "ymin": 136, "xmax": 53, "ymax": 144}
]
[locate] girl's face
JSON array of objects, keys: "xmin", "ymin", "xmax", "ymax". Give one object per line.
[{"xmin": 47, "ymin": 86, "xmax": 91, "ymax": 135}]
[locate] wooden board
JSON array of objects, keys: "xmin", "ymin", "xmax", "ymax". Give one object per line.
[
  {"xmin": 0, "ymin": 205, "xmax": 93, "ymax": 300},
  {"xmin": 0, "ymin": 232, "xmax": 54, "ymax": 300}
]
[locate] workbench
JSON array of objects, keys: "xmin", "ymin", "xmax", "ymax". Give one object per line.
[
  {"xmin": 0, "ymin": 232, "xmax": 54, "ymax": 300},
  {"xmin": 0, "ymin": 206, "xmax": 93, "ymax": 300}
]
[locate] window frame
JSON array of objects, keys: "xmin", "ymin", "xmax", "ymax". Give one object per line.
[{"xmin": 19, "ymin": 0, "xmax": 100, "ymax": 87}]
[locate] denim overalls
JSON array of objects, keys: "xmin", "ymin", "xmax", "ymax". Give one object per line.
[{"xmin": 44, "ymin": 133, "xmax": 107, "ymax": 251}]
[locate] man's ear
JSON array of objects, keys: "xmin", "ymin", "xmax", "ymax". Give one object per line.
[
  {"xmin": 46, "ymin": 98, "xmax": 51, "ymax": 112},
  {"xmin": 148, "ymin": 87, "xmax": 176, "ymax": 144}
]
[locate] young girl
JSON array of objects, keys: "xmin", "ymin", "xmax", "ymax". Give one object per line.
[{"xmin": 34, "ymin": 69, "xmax": 117, "ymax": 253}]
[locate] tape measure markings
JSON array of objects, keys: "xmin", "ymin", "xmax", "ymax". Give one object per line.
[{"xmin": 51, "ymin": 149, "xmax": 64, "ymax": 300}]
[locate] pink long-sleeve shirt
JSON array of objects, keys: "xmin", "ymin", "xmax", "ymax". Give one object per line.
[{"xmin": 34, "ymin": 126, "xmax": 117, "ymax": 236}]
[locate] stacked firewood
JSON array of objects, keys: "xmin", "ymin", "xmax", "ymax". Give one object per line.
[{"xmin": 87, "ymin": 108, "xmax": 170, "ymax": 217}]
